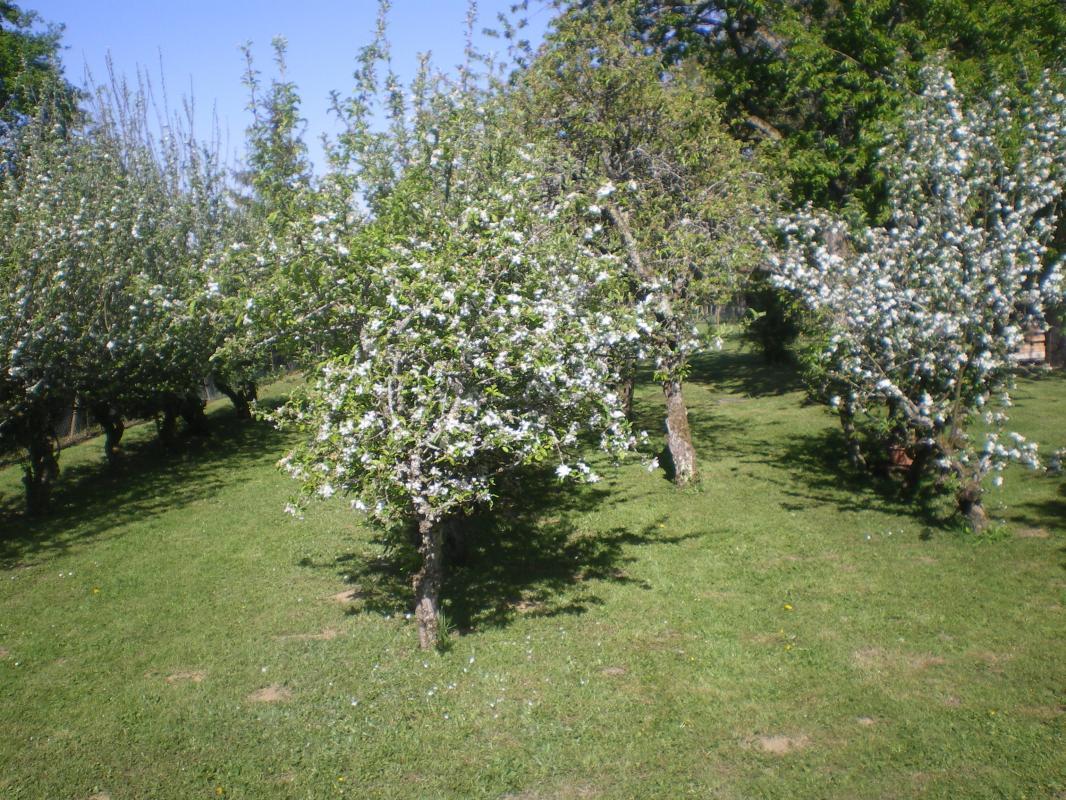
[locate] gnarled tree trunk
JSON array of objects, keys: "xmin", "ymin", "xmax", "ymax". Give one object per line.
[
  {"xmin": 663, "ymin": 378, "xmax": 697, "ymax": 486},
  {"xmin": 839, "ymin": 403, "xmax": 866, "ymax": 470},
  {"xmin": 157, "ymin": 395, "xmax": 182, "ymax": 447},
  {"xmin": 904, "ymin": 441, "xmax": 933, "ymax": 496},
  {"xmin": 956, "ymin": 481, "xmax": 989, "ymax": 533},
  {"xmin": 412, "ymin": 515, "xmax": 444, "ymax": 650},
  {"xmin": 24, "ymin": 425, "xmax": 59, "ymax": 516},
  {"xmin": 215, "ymin": 379, "xmax": 258, "ymax": 420}
]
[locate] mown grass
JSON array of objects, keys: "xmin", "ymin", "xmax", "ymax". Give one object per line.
[{"xmin": 1, "ymin": 343, "xmax": 1064, "ymax": 799}]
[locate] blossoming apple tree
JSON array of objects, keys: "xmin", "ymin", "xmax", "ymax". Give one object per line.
[
  {"xmin": 771, "ymin": 66, "xmax": 1066, "ymax": 531},
  {"xmin": 0, "ymin": 82, "xmax": 226, "ymax": 511},
  {"xmin": 273, "ymin": 22, "xmax": 636, "ymax": 648},
  {"xmin": 520, "ymin": 0, "xmax": 768, "ymax": 485}
]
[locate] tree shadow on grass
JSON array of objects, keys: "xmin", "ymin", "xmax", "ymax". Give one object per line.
[
  {"xmin": 0, "ymin": 407, "xmax": 292, "ymax": 568},
  {"xmin": 628, "ymin": 394, "xmax": 750, "ymax": 484},
  {"xmin": 686, "ymin": 348, "xmax": 803, "ymax": 396},
  {"xmin": 314, "ymin": 466, "xmax": 698, "ymax": 635},
  {"xmin": 627, "ymin": 344, "xmax": 802, "ymax": 407},
  {"xmin": 1012, "ymin": 365, "xmax": 1066, "ymax": 386},
  {"xmin": 1012, "ymin": 480, "xmax": 1066, "ymax": 534},
  {"xmin": 768, "ymin": 427, "xmax": 955, "ymax": 530}
]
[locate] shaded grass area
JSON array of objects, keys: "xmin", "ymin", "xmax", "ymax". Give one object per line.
[{"xmin": 1, "ymin": 344, "xmax": 1064, "ymax": 799}]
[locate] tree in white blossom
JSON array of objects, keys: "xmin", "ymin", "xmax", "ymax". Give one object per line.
[
  {"xmin": 520, "ymin": 0, "xmax": 768, "ymax": 486},
  {"xmin": 273, "ymin": 16, "xmax": 637, "ymax": 648},
  {"xmin": 0, "ymin": 78, "xmax": 226, "ymax": 511},
  {"xmin": 771, "ymin": 65, "xmax": 1066, "ymax": 531},
  {"xmin": 206, "ymin": 37, "xmax": 316, "ymax": 419},
  {"xmin": 80, "ymin": 74, "xmax": 227, "ymax": 449}
]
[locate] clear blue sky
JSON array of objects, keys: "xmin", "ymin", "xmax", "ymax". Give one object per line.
[{"xmin": 30, "ymin": 1, "xmax": 554, "ymax": 170}]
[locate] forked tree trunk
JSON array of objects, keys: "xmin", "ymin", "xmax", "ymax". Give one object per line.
[
  {"xmin": 216, "ymin": 380, "xmax": 258, "ymax": 420},
  {"xmin": 412, "ymin": 516, "xmax": 444, "ymax": 650},
  {"xmin": 956, "ymin": 482, "xmax": 989, "ymax": 533},
  {"xmin": 663, "ymin": 378, "xmax": 697, "ymax": 486},
  {"xmin": 24, "ymin": 425, "xmax": 59, "ymax": 516}
]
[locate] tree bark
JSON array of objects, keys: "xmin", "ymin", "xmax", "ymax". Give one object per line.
[
  {"xmin": 956, "ymin": 482, "xmax": 989, "ymax": 533},
  {"xmin": 904, "ymin": 441, "xmax": 933, "ymax": 496},
  {"xmin": 90, "ymin": 403, "xmax": 125, "ymax": 466},
  {"xmin": 158, "ymin": 397, "xmax": 180, "ymax": 447},
  {"xmin": 180, "ymin": 393, "xmax": 210, "ymax": 437},
  {"xmin": 215, "ymin": 379, "xmax": 258, "ymax": 420},
  {"xmin": 24, "ymin": 425, "xmax": 59, "ymax": 516},
  {"xmin": 839, "ymin": 403, "xmax": 867, "ymax": 470},
  {"xmin": 412, "ymin": 515, "xmax": 444, "ymax": 650},
  {"xmin": 619, "ymin": 376, "xmax": 635, "ymax": 422},
  {"xmin": 663, "ymin": 378, "xmax": 697, "ymax": 486},
  {"xmin": 616, "ymin": 354, "xmax": 636, "ymax": 422}
]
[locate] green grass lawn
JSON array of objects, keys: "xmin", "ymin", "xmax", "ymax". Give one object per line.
[{"xmin": 1, "ymin": 345, "xmax": 1064, "ymax": 799}]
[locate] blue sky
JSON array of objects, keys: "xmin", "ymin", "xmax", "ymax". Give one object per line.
[{"xmin": 30, "ymin": 1, "xmax": 554, "ymax": 170}]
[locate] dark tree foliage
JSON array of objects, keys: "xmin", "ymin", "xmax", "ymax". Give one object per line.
[
  {"xmin": 632, "ymin": 0, "xmax": 1066, "ymax": 217},
  {"xmin": 0, "ymin": 2, "xmax": 78, "ymax": 126},
  {"xmin": 614, "ymin": 1, "xmax": 1066, "ymax": 363}
]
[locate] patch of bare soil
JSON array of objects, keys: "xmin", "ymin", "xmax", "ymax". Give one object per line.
[
  {"xmin": 970, "ymin": 650, "xmax": 1013, "ymax": 671},
  {"xmin": 853, "ymin": 647, "xmax": 947, "ymax": 672},
  {"xmin": 0, "ymin": 647, "xmax": 9, "ymax": 659},
  {"xmin": 755, "ymin": 734, "xmax": 810, "ymax": 755},
  {"xmin": 1016, "ymin": 527, "xmax": 1050, "ymax": 539},
  {"xmin": 248, "ymin": 684, "xmax": 292, "ymax": 703},
  {"xmin": 87, "ymin": 794, "xmax": 111, "ymax": 800},
  {"xmin": 277, "ymin": 628, "xmax": 339, "ymax": 642},
  {"xmin": 165, "ymin": 670, "xmax": 206, "ymax": 685},
  {"xmin": 907, "ymin": 654, "xmax": 947, "ymax": 670},
  {"xmin": 856, "ymin": 716, "xmax": 877, "ymax": 726},
  {"xmin": 503, "ymin": 783, "xmax": 600, "ymax": 799},
  {"xmin": 330, "ymin": 589, "xmax": 360, "ymax": 603},
  {"xmin": 852, "ymin": 646, "xmax": 889, "ymax": 670},
  {"xmin": 1018, "ymin": 705, "xmax": 1064, "ymax": 721},
  {"xmin": 514, "ymin": 599, "xmax": 545, "ymax": 614},
  {"xmin": 600, "ymin": 666, "xmax": 627, "ymax": 677},
  {"xmin": 943, "ymin": 695, "xmax": 962, "ymax": 707},
  {"xmin": 746, "ymin": 632, "xmax": 779, "ymax": 646}
]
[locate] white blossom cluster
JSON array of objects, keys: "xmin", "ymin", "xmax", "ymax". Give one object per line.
[
  {"xmin": 271, "ymin": 57, "xmax": 639, "ymax": 526},
  {"xmin": 771, "ymin": 66, "xmax": 1065, "ymax": 493},
  {"xmin": 277, "ymin": 171, "xmax": 637, "ymax": 525}
]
